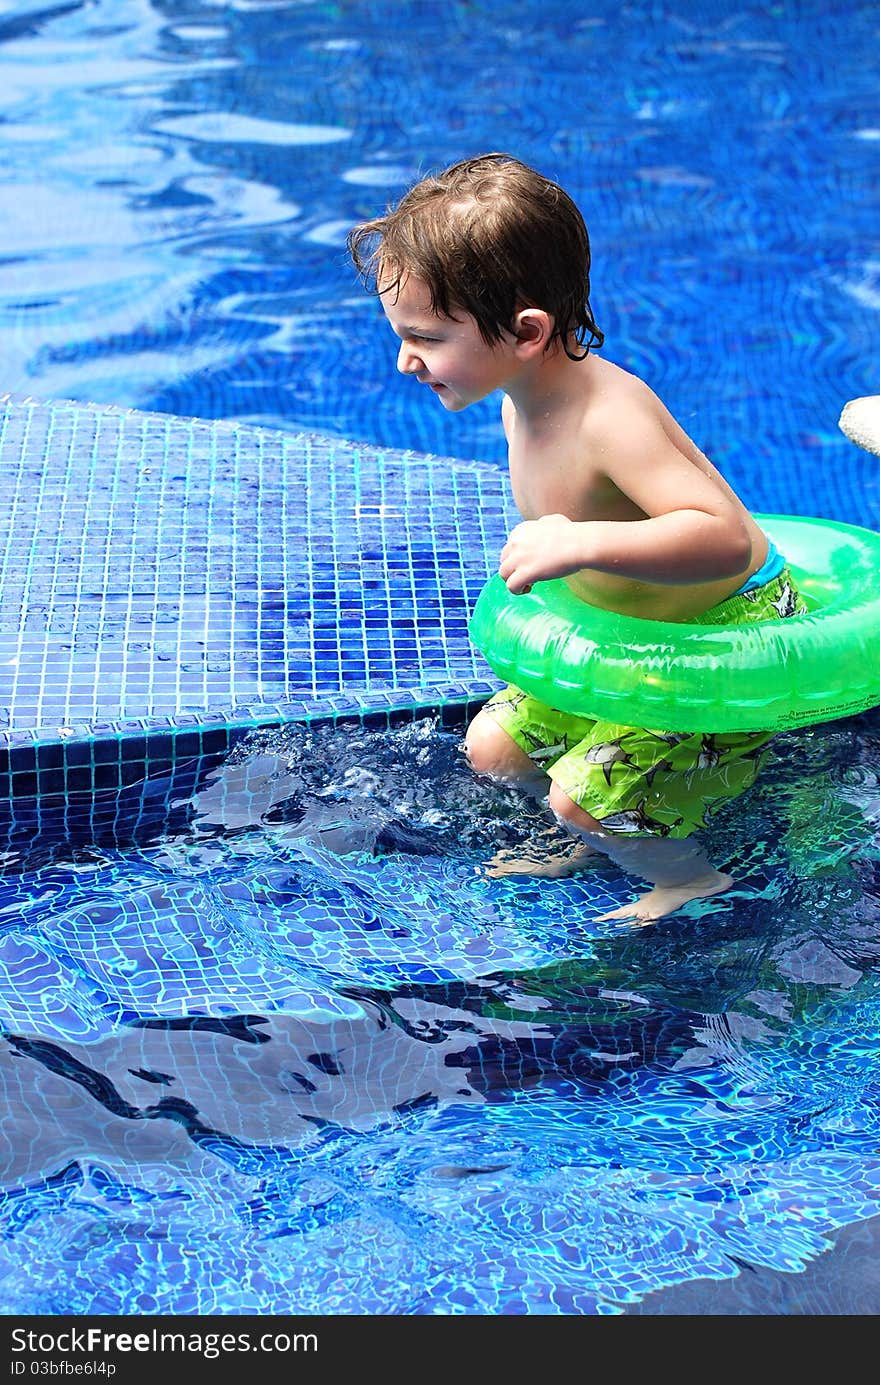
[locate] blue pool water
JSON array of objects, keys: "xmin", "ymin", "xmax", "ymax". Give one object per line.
[
  {"xmin": 1, "ymin": 0, "xmax": 879, "ymax": 1317},
  {"xmin": 3, "ymin": 713, "xmax": 880, "ymax": 1315}
]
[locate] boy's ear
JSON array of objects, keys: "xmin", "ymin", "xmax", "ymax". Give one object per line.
[{"xmin": 512, "ymin": 307, "xmax": 552, "ymax": 353}]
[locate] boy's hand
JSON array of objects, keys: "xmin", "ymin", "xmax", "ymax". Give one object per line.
[{"xmin": 499, "ymin": 515, "xmax": 586, "ymax": 594}]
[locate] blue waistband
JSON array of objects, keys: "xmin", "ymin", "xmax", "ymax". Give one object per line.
[{"xmin": 731, "ymin": 540, "xmax": 785, "ymax": 596}]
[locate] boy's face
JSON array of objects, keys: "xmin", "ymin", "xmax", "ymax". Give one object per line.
[{"xmin": 379, "ymin": 271, "xmax": 515, "ymax": 412}]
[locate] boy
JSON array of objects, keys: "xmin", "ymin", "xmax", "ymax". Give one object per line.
[{"xmin": 348, "ymin": 153, "xmax": 805, "ymax": 923}]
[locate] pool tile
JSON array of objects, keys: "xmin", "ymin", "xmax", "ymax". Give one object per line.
[{"xmin": 0, "ymin": 395, "xmax": 515, "ymax": 776}]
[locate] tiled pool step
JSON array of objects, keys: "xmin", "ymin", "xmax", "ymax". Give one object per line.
[{"xmin": 0, "ymin": 395, "xmax": 515, "ymax": 788}]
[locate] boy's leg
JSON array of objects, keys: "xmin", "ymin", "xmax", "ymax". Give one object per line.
[
  {"xmin": 572, "ymin": 571, "xmax": 804, "ymax": 918},
  {"xmin": 482, "ymin": 828, "xmax": 601, "ymax": 880},
  {"xmin": 540, "ymin": 719, "xmax": 772, "ymax": 921},
  {"xmin": 548, "ymin": 784, "xmax": 731, "ymax": 922},
  {"xmin": 465, "ymin": 707, "xmax": 552, "ymax": 798},
  {"xmin": 465, "ymin": 693, "xmax": 601, "ymax": 878}
]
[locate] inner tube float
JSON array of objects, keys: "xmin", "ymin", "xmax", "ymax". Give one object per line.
[{"xmin": 468, "ymin": 514, "xmax": 880, "ymax": 733}]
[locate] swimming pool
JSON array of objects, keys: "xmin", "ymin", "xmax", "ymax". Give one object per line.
[{"xmin": 1, "ymin": 0, "xmax": 879, "ymax": 1318}]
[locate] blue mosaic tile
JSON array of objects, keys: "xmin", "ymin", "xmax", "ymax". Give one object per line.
[{"xmin": 0, "ymin": 395, "xmax": 514, "ymax": 766}]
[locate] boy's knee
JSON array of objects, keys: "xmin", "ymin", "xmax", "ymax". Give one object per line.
[
  {"xmin": 548, "ymin": 781, "xmax": 604, "ymax": 834},
  {"xmin": 464, "ymin": 711, "xmax": 517, "ymax": 777}
]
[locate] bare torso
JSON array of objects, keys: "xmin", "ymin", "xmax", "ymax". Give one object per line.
[{"xmin": 504, "ymin": 355, "xmax": 769, "ymax": 621}]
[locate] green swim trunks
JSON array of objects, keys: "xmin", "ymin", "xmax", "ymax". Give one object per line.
[{"xmin": 481, "ymin": 567, "xmax": 808, "ymax": 840}]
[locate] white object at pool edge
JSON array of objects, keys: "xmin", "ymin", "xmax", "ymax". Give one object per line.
[{"xmin": 839, "ymin": 395, "xmax": 880, "ymax": 458}]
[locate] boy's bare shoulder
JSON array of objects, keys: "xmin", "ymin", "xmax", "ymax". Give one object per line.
[
  {"xmin": 585, "ymin": 359, "xmax": 674, "ymax": 445},
  {"xmin": 576, "ymin": 360, "xmax": 718, "ymax": 498},
  {"xmin": 588, "ymin": 356, "xmax": 658, "ymax": 412}
]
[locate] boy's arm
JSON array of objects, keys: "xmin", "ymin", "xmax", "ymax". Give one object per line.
[{"xmin": 500, "ymin": 414, "xmax": 752, "ymax": 594}]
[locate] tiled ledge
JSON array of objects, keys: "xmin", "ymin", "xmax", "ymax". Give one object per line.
[{"xmin": 0, "ymin": 395, "xmax": 514, "ymax": 782}]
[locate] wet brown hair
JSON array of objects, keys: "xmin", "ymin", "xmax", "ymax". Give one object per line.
[{"xmin": 347, "ymin": 153, "xmax": 604, "ymax": 360}]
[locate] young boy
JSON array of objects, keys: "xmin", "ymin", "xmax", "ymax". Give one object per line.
[{"xmin": 348, "ymin": 153, "xmax": 806, "ymax": 924}]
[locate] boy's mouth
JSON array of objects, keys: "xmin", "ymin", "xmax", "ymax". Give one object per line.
[{"xmin": 417, "ymin": 374, "xmax": 450, "ymax": 397}]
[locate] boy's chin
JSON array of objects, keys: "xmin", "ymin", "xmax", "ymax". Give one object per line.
[{"xmin": 434, "ymin": 390, "xmax": 468, "ymax": 412}]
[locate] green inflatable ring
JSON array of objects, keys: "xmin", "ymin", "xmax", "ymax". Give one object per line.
[{"xmin": 469, "ymin": 513, "xmax": 880, "ymax": 733}]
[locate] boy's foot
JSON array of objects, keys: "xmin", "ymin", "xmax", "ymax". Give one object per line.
[
  {"xmin": 594, "ymin": 871, "xmax": 734, "ymax": 925},
  {"xmin": 482, "ymin": 839, "xmax": 598, "ymax": 880}
]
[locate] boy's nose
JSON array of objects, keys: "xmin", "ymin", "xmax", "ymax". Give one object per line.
[{"xmin": 397, "ymin": 341, "xmax": 421, "ymax": 375}]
